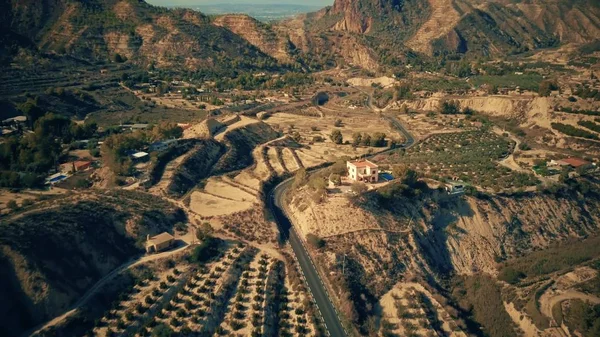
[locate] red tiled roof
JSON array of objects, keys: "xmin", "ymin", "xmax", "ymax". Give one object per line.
[
  {"xmin": 74, "ymin": 161, "xmax": 91, "ymax": 169},
  {"xmin": 348, "ymin": 160, "xmax": 378, "ymax": 168},
  {"xmin": 559, "ymin": 158, "xmax": 589, "ymax": 168}
]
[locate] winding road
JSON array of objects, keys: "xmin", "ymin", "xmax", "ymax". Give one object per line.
[{"xmin": 266, "ymin": 113, "xmax": 416, "ymax": 336}]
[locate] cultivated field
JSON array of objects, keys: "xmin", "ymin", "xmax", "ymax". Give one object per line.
[
  {"xmin": 372, "ymin": 130, "xmax": 540, "ymax": 191},
  {"xmin": 86, "ymin": 244, "xmax": 321, "ymax": 337}
]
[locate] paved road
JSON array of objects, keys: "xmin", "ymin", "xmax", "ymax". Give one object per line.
[
  {"xmin": 385, "ymin": 115, "xmax": 416, "ymax": 149},
  {"xmin": 269, "ymin": 179, "xmax": 347, "ymax": 336},
  {"xmin": 266, "ymin": 114, "xmax": 416, "ymax": 337}
]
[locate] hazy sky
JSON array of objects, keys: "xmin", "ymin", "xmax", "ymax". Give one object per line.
[{"xmin": 146, "ymin": 0, "xmax": 334, "ymax": 6}]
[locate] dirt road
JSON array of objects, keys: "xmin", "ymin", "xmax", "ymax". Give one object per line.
[
  {"xmin": 24, "ymin": 244, "xmax": 192, "ymax": 337},
  {"xmin": 540, "ymin": 289, "xmax": 600, "ymax": 324}
]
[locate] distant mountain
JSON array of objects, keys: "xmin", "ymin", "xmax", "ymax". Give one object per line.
[
  {"xmin": 3, "ymin": 0, "xmax": 599, "ymax": 72},
  {"xmin": 297, "ymin": 0, "xmax": 600, "ymax": 65},
  {"xmin": 0, "ymin": 0, "xmax": 281, "ymax": 71},
  {"xmin": 184, "ymin": 4, "xmax": 324, "ymax": 22}
]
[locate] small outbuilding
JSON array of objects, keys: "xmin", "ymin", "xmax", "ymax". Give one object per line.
[
  {"xmin": 131, "ymin": 151, "xmax": 149, "ymax": 162},
  {"xmin": 146, "ymin": 232, "xmax": 175, "ymax": 253},
  {"xmin": 445, "ymin": 181, "xmax": 466, "ymax": 195}
]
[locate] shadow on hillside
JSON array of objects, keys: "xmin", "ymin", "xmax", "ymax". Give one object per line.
[{"xmin": 351, "ymin": 185, "xmax": 477, "ymax": 276}]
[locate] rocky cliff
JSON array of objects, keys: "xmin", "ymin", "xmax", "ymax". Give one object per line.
[
  {"xmin": 212, "ymin": 14, "xmax": 294, "ymax": 64},
  {"xmin": 297, "ymin": 0, "xmax": 600, "ymax": 61},
  {"xmin": 289, "ymin": 179, "xmax": 600, "ymax": 292}
]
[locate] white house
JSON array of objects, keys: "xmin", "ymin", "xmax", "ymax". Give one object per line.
[{"xmin": 347, "ymin": 160, "xmax": 379, "ymax": 183}]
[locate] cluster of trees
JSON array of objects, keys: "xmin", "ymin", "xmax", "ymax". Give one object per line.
[
  {"xmin": 573, "ymin": 86, "xmax": 600, "ymax": 100},
  {"xmin": 213, "ymin": 72, "xmax": 313, "ymax": 91},
  {"xmin": 189, "ymin": 235, "xmax": 223, "ymax": 264},
  {"xmin": 0, "ymin": 112, "xmax": 99, "ymax": 187},
  {"xmin": 450, "ymin": 275, "xmax": 517, "ymax": 337},
  {"xmin": 551, "ymin": 123, "xmax": 599, "ymax": 140},
  {"xmin": 498, "ymin": 236, "xmax": 600, "ymax": 285},
  {"xmin": 351, "ymin": 132, "xmax": 387, "ymax": 147},
  {"xmin": 329, "ymin": 130, "xmax": 343, "ymax": 144},
  {"xmin": 558, "ymin": 107, "xmax": 600, "ymax": 116},
  {"xmin": 102, "ymin": 122, "xmax": 183, "ymax": 175},
  {"xmin": 563, "ymin": 301, "xmax": 600, "ymax": 337},
  {"xmin": 438, "ymin": 100, "xmax": 474, "ymax": 115},
  {"xmin": 395, "ymin": 83, "xmax": 412, "ymax": 99},
  {"xmin": 538, "ymin": 80, "xmax": 559, "ymax": 97},
  {"xmin": 306, "ymin": 233, "xmax": 325, "ymax": 249},
  {"xmin": 445, "ymin": 60, "xmax": 473, "ymax": 78},
  {"xmin": 578, "ymin": 120, "xmax": 600, "ymax": 134}
]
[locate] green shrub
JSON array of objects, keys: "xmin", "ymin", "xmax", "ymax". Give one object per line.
[{"xmin": 306, "ymin": 233, "xmax": 325, "ymax": 249}]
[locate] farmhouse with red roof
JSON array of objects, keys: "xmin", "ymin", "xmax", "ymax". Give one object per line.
[{"xmin": 347, "ymin": 160, "xmax": 379, "ymax": 183}]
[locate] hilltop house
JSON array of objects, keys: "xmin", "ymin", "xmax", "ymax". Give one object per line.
[
  {"xmin": 347, "ymin": 160, "xmax": 379, "ymax": 183},
  {"xmin": 146, "ymin": 232, "xmax": 175, "ymax": 253}
]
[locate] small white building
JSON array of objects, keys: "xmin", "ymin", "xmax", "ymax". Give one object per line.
[
  {"xmin": 131, "ymin": 151, "xmax": 149, "ymax": 162},
  {"xmin": 347, "ymin": 160, "xmax": 379, "ymax": 183},
  {"xmin": 445, "ymin": 181, "xmax": 466, "ymax": 195}
]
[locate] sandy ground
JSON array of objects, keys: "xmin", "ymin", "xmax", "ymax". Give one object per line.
[
  {"xmin": 189, "ymin": 191, "xmax": 255, "ymax": 217},
  {"xmin": 0, "ymin": 188, "xmax": 69, "ymax": 214},
  {"xmin": 265, "ymin": 112, "xmax": 405, "ymax": 145},
  {"xmin": 541, "ymin": 290, "xmax": 600, "ymax": 324},
  {"xmin": 504, "ymin": 301, "xmax": 542, "ymax": 337},
  {"xmin": 204, "ymin": 177, "xmax": 257, "ymax": 202},
  {"xmin": 267, "ymin": 147, "xmax": 286, "ymax": 174},
  {"xmin": 396, "ymin": 113, "xmax": 464, "ymax": 140},
  {"xmin": 282, "ymin": 148, "xmax": 301, "ymax": 172},
  {"xmin": 295, "ymin": 149, "xmax": 326, "ymax": 168},
  {"xmin": 347, "ymin": 76, "xmax": 398, "ymax": 88},
  {"xmin": 233, "ymin": 171, "xmax": 262, "ymax": 191},
  {"xmin": 288, "ymin": 191, "xmax": 384, "ymax": 238},
  {"xmin": 379, "ymin": 282, "xmax": 467, "ymax": 337},
  {"xmin": 539, "ymin": 267, "xmax": 600, "ymax": 324},
  {"xmin": 251, "ymin": 145, "xmax": 274, "ymax": 180}
]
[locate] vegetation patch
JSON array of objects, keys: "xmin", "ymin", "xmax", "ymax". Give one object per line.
[
  {"xmin": 450, "ymin": 275, "xmax": 516, "ymax": 337},
  {"xmin": 374, "ymin": 130, "xmax": 538, "ymax": 190},
  {"xmin": 551, "ymin": 123, "xmax": 599, "ymax": 140},
  {"xmin": 498, "ymin": 236, "xmax": 600, "ymax": 284}
]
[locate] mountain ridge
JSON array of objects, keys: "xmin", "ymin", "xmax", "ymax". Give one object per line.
[{"xmin": 298, "ymin": 0, "xmax": 600, "ymax": 64}]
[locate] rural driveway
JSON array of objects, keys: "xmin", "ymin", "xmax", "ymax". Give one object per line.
[{"xmin": 540, "ymin": 289, "xmax": 600, "ymax": 324}]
